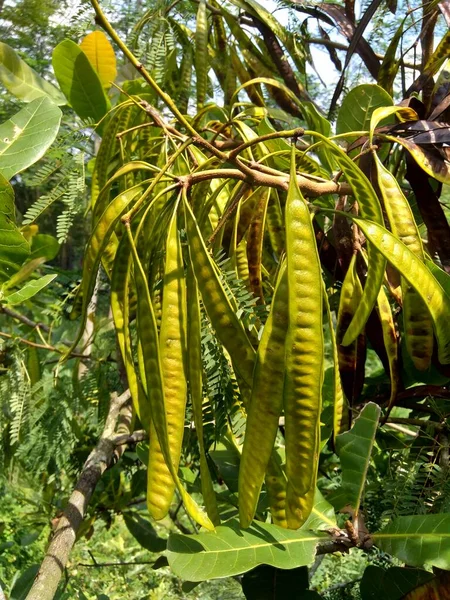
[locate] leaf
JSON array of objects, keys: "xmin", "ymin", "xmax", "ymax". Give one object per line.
[
  {"xmin": 9, "ymin": 564, "xmax": 40, "ymax": 600},
  {"xmin": 52, "ymin": 39, "xmax": 109, "ymax": 122},
  {"xmin": 301, "ymin": 489, "xmax": 337, "ymax": 532},
  {"xmin": 372, "ymin": 514, "xmax": 450, "ymax": 569},
  {"xmin": 4, "ymin": 274, "xmax": 57, "ymax": 306},
  {"xmin": 360, "ymin": 565, "xmax": 434, "ymax": 600},
  {"xmin": 209, "ymin": 439, "xmax": 240, "ymax": 493},
  {"xmin": 0, "ymin": 96, "xmax": 61, "ymax": 181},
  {"xmin": 0, "ymin": 175, "xmax": 29, "ymax": 284},
  {"xmin": 29, "ymin": 234, "xmax": 59, "ymax": 261},
  {"xmin": 377, "ymin": 20, "xmax": 405, "ymax": 96},
  {"xmin": 354, "ymin": 218, "xmax": 450, "ymax": 364},
  {"xmin": 336, "ymin": 84, "xmax": 393, "ymax": 135},
  {"xmin": 0, "ymin": 42, "xmax": 65, "ymax": 104},
  {"xmin": 403, "ymin": 570, "xmax": 450, "ymax": 600},
  {"xmin": 123, "ymin": 512, "xmax": 167, "ymax": 553},
  {"xmin": 79, "ymin": 31, "xmax": 117, "ymax": 90},
  {"xmin": 242, "ymin": 565, "xmax": 309, "ymax": 600},
  {"xmin": 385, "ymin": 135, "xmax": 450, "ymax": 185},
  {"xmin": 333, "ymin": 402, "xmax": 380, "ymax": 515},
  {"xmin": 166, "ymin": 518, "xmax": 325, "ymax": 581}
]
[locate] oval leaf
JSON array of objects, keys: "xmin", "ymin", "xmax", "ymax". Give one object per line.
[
  {"xmin": 52, "ymin": 39, "xmax": 109, "ymax": 122},
  {"xmin": 0, "ymin": 42, "xmax": 65, "ymax": 104},
  {"xmin": 336, "ymin": 84, "xmax": 393, "ymax": 135},
  {"xmin": 0, "ymin": 96, "xmax": 61, "ymax": 181},
  {"xmin": 167, "ymin": 518, "xmax": 324, "ymax": 581},
  {"xmin": 79, "ymin": 31, "xmax": 117, "ymax": 90},
  {"xmin": 123, "ymin": 512, "xmax": 167, "ymax": 553}
]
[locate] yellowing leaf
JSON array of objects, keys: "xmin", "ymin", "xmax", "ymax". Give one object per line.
[{"xmin": 79, "ymin": 31, "xmax": 117, "ymax": 90}]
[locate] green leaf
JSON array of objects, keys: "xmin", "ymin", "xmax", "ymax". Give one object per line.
[
  {"xmin": 10, "ymin": 564, "xmax": 40, "ymax": 600},
  {"xmin": 372, "ymin": 514, "xmax": 450, "ymax": 569},
  {"xmin": 123, "ymin": 512, "xmax": 167, "ymax": 553},
  {"xmin": 52, "ymin": 39, "xmax": 109, "ymax": 122},
  {"xmin": 242, "ymin": 565, "xmax": 309, "ymax": 599},
  {"xmin": 360, "ymin": 566, "xmax": 433, "ymax": 600},
  {"xmin": 3, "ymin": 274, "xmax": 57, "ymax": 306},
  {"xmin": 0, "ymin": 42, "xmax": 66, "ymax": 104},
  {"xmin": 0, "ymin": 96, "xmax": 61, "ymax": 181},
  {"xmin": 209, "ymin": 439, "xmax": 240, "ymax": 493},
  {"xmin": 336, "ymin": 84, "xmax": 393, "ymax": 135},
  {"xmin": 167, "ymin": 519, "xmax": 325, "ymax": 581},
  {"xmin": 301, "ymin": 489, "xmax": 337, "ymax": 531},
  {"xmin": 29, "ymin": 234, "xmax": 59, "ymax": 261},
  {"xmin": 0, "ymin": 175, "xmax": 29, "ymax": 284},
  {"xmin": 333, "ymin": 402, "xmax": 380, "ymax": 515}
]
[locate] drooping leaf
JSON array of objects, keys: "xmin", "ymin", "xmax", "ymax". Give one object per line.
[
  {"xmin": 167, "ymin": 518, "xmax": 325, "ymax": 581},
  {"xmin": 79, "ymin": 31, "xmax": 117, "ymax": 90},
  {"xmin": 3, "ymin": 274, "xmax": 57, "ymax": 305},
  {"xmin": 372, "ymin": 514, "xmax": 450, "ymax": 568},
  {"xmin": 52, "ymin": 39, "xmax": 110, "ymax": 122},
  {"xmin": 336, "ymin": 84, "xmax": 393, "ymax": 135},
  {"xmin": 332, "ymin": 402, "xmax": 380, "ymax": 515},
  {"xmin": 0, "ymin": 96, "xmax": 61, "ymax": 181},
  {"xmin": 360, "ymin": 565, "xmax": 434, "ymax": 600},
  {"xmin": 0, "ymin": 175, "xmax": 29, "ymax": 284},
  {"xmin": 377, "ymin": 20, "xmax": 405, "ymax": 96},
  {"xmin": 0, "ymin": 42, "xmax": 65, "ymax": 104},
  {"xmin": 123, "ymin": 512, "xmax": 167, "ymax": 553}
]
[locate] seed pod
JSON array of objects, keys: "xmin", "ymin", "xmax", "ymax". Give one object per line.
[{"xmin": 284, "ymin": 148, "xmax": 324, "ymax": 499}]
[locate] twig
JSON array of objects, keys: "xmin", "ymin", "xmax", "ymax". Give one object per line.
[
  {"xmin": 0, "ymin": 331, "xmax": 92, "ymax": 360},
  {"xmin": 0, "ymin": 305, "xmax": 51, "ymax": 332},
  {"xmin": 26, "ymin": 389, "xmax": 132, "ymax": 600},
  {"xmin": 78, "ymin": 559, "xmax": 157, "ymax": 568},
  {"xmin": 384, "ymin": 417, "xmax": 444, "ymax": 430}
]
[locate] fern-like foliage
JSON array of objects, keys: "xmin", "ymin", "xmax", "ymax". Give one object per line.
[
  {"xmin": 366, "ymin": 441, "xmax": 450, "ymax": 527},
  {"xmin": 214, "ymin": 250, "xmax": 269, "ymax": 333},
  {"xmin": 22, "ymin": 130, "xmax": 89, "ymax": 242}
]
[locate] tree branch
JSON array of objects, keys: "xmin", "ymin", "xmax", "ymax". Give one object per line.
[
  {"xmin": 26, "ymin": 389, "xmax": 132, "ymax": 600},
  {"xmin": 0, "ymin": 331, "xmax": 92, "ymax": 360}
]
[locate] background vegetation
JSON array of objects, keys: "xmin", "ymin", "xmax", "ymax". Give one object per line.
[{"xmin": 1, "ymin": 0, "xmax": 450, "ymax": 598}]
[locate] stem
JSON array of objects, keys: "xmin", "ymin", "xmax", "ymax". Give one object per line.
[
  {"xmin": 0, "ymin": 331, "xmax": 92, "ymax": 360},
  {"xmin": 228, "ymin": 127, "xmax": 305, "ymax": 160},
  {"xmin": 89, "ymin": 0, "xmax": 199, "ymax": 137}
]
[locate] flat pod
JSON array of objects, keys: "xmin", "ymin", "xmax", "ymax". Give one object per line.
[
  {"xmin": 238, "ymin": 262, "xmax": 288, "ymax": 527},
  {"xmin": 147, "ymin": 204, "xmax": 188, "ymax": 520},
  {"xmin": 284, "ymin": 148, "xmax": 324, "ymax": 500},
  {"xmin": 354, "ymin": 219, "xmax": 450, "ymax": 365}
]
